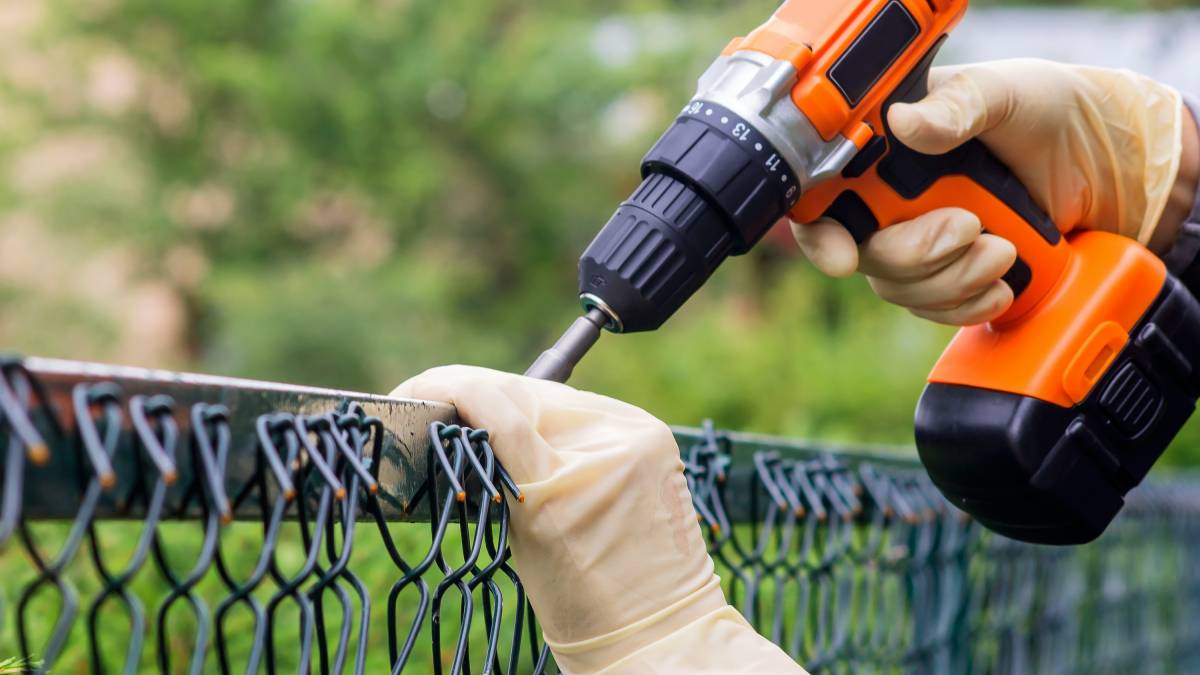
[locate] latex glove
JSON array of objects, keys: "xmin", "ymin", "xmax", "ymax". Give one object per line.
[
  {"xmin": 791, "ymin": 59, "xmax": 1199, "ymax": 326},
  {"xmin": 391, "ymin": 366, "xmax": 805, "ymax": 675}
]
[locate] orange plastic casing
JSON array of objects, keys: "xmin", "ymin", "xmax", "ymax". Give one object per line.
[
  {"xmin": 730, "ymin": 0, "xmax": 1165, "ymax": 407},
  {"xmin": 732, "ymin": 0, "xmax": 965, "ymax": 145},
  {"xmin": 929, "ymin": 232, "xmax": 1165, "ymax": 408}
]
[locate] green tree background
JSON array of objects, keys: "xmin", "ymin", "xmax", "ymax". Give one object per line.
[{"xmin": 1, "ymin": 0, "xmax": 1198, "ymax": 463}]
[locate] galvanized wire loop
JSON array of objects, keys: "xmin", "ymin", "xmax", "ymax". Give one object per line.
[
  {"xmin": 153, "ymin": 402, "xmax": 227, "ymax": 675},
  {"xmin": 294, "ymin": 414, "xmax": 347, "ymax": 503},
  {"xmin": 265, "ymin": 414, "xmax": 340, "ymax": 674},
  {"xmin": 214, "ymin": 413, "xmax": 298, "ymax": 675},
  {"xmin": 18, "ymin": 382, "xmax": 122, "ymax": 672},
  {"xmin": 84, "ymin": 393, "xmax": 176, "ymax": 675},
  {"xmin": 307, "ymin": 417, "xmax": 368, "ymax": 675},
  {"xmin": 0, "ymin": 359, "xmax": 50, "ymax": 469},
  {"xmin": 0, "ymin": 361, "xmax": 51, "ymax": 548}
]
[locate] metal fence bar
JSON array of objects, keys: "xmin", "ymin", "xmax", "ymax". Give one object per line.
[
  {"xmin": 7, "ymin": 357, "xmax": 454, "ymax": 522},
  {"xmin": 2, "ymin": 355, "xmax": 1200, "ymax": 674}
]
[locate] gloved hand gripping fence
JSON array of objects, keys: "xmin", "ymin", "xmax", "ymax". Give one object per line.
[{"xmin": 1, "ymin": 356, "xmax": 1200, "ymax": 674}]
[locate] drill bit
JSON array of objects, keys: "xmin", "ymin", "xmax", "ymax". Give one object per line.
[{"xmin": 525, "ymin": 308, "xmax": 609, "ymax": 382}]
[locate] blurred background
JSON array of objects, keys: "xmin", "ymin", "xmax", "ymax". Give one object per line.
[{"xmin": 3, "ymin": 0, "xmax": 1200, "ymax": 462}]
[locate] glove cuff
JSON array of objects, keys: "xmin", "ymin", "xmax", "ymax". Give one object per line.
[
  {"xmin": 594, "ymin": 605, "xmax": 806, "ymax": 675},
  {"xmin": 1161, "ymin": 96, "xmax": 1200, "ymax": 296},
  {"xmin": 546, "ymin": 574, "xmax": 728, "ymax": 674},
  {"xmin": 1134, "ymin": 81, "xmax": 1184, "ymax": 246}
]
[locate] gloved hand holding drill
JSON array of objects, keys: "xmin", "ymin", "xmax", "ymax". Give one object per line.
[
  {"xmin": 526, "ymin": 0, "xmax": 1200, "ymax": 544},
  {"xmin": 792, "ymin": 59, "xmax": 1200, "ymax": 325}
]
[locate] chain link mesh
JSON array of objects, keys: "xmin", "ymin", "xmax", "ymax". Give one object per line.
[{"xmin": 1, "ymin": 358, "xmax": 1199, "ymax": 673}]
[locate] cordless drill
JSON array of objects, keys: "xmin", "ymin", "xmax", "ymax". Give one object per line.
[{"xmin": 526, "ymin": 0, "xmax": 1200, "ymax": 544}]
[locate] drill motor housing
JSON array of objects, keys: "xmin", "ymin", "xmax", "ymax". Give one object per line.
[{"xmin": 573, "ymin": 0, "xmax": 1200, "ymax": 544}]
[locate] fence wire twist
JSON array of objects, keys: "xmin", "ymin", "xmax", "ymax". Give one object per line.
[{"xmin": 1, "ymin": 357, "xmax": 1199, "ymax": 674}]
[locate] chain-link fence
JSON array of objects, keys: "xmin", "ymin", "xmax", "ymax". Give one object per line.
[{"xmin": 1, "ymin": 356, "xmax": 1198, "ymax": 674}]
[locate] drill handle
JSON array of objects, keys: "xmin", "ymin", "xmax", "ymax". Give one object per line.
[{"xmin": 794, "ymin": 42, "xmax": 1072, "ymax": 324}]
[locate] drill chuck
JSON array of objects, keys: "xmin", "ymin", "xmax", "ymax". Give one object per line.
[{"xmin": 577, "ymin": 101, "xmax": 803, "ymax": 333}]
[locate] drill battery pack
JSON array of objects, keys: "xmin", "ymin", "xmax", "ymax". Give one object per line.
[{"xmin": 915, "ymin": 231, "xmax": 1200, "ymax": 545}]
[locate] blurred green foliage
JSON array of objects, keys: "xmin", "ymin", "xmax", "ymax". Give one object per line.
[{"xmin": 2, "ymin": 0, "xmax": 1199, "ymax": 464}]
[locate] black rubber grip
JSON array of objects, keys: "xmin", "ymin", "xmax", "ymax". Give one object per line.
[
  {"xmin": 826, "ymin": 191, "xmax": 878, "ymax": 244},
  {"xmin": 826, "ymin": 36, "xmax": 1059, "ymax": 300}
]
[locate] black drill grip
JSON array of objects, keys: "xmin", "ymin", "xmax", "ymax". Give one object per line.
[{"xmin": 823, "ymin": 37, "xmax": 1062, "ymax": 303}]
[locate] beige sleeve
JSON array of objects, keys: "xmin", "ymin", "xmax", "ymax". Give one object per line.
[{"xmin": 592, "ymin": 606, "xmax": 808, "ymax": 675}]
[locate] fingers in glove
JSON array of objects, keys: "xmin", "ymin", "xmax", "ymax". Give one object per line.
[
  {"xmin": 887, "ymin": 65, "xmax": 1011, "ymax": 155},
  {"xmin": 390, "ymin": 365, "xmax": 669, "ymax": 484},
  {"xmin": 867, "ymin": 233, "xmax": 1016, "ymax": 310},
  {"xmin": 858, "ymin": 207, "xmax": 983, "ymax": 281},
  {"xmin": 789, "ymin": 217, "xmax": 859, "ymax": 277},
  {"xmin": 390, "ymin": 365, "xmax": 571, "ymax": 482},
  {"xmin": 910, "ymin": 279, "xmax": 1014, "ymax": 326}
]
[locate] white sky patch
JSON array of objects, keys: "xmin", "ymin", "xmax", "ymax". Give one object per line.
[
  {"xmin": 946, "ymin": 8, "xmax": 1200, "ymax": 94},
  {"xmin": 600, "ymin": 90, "xmax": 663, "ymax": 146},
  {"xmin": 590, "ymin": 18, "xmax": 640, "ymax": 70}
]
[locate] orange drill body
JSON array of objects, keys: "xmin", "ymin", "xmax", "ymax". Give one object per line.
[
  {"xmin": 734, "ymin": 0, "xmax": 965, "ymax": 145},
  {"xmin": 541, "ymin": 0, "xmax": 1200, "ymax": 543},
  {"xmin": 723, "ymin": 0, "xmax": 1174, "ymax": 411}
]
